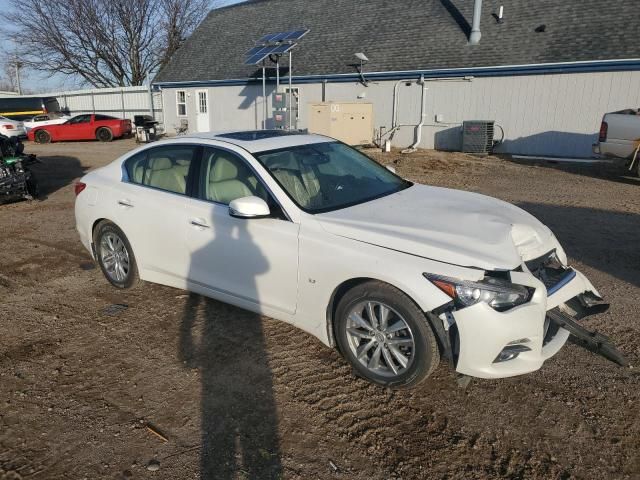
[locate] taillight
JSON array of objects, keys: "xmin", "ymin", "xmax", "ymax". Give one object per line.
[
  {"xmin": 599, "ymin": 121, "xmax": 608, "ymax": 142},
  {"xmin": 74, "ymin": 182, "xmax": 87, "ymax": 196},
  {"xmin": 2, "ymin": 124, "xmax": 14, "ymax": 129}
]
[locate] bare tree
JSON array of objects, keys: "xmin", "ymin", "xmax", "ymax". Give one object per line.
[
  {"xmin": 4, "ymin": 0, "xmax": 213, "ymax": 88},
  {"xmin": 0, "ymin": 62, "xmax": 17, "ymax": 93}
]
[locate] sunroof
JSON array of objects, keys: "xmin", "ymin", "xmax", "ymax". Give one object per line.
[{"xmin": 216, "ymin": 130, "xmax": 301, "ymax": 141}]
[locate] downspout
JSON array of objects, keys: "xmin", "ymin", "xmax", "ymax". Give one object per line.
[
  {"xmin": 401, "ymin": 75, "xmax": 427, "ymax": 154},
  {"xmin": 469, "ymin": 0, "xmax": 483, "ymax": 45}
]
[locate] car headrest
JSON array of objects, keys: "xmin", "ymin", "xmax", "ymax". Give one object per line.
[
  {"xmin": 264, "ymin": 152, "xmax": 298, "ymax": 171},
  {"xmin": 148, "ymin": 157, "xmax": 172, "ymax": 170},
  {"xmin": 211, "ymin": 156, "xmax": 239, "ymax": 182}
]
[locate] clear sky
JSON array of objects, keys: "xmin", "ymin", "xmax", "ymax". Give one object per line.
[{"xmin": 0, "ymin": 0, "xmax": 246, "ymax": 93}]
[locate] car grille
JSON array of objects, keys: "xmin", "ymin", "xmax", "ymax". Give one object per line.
[{"xmin": 525, "ymin": 251, "xmax": 574, "ymax": 294}]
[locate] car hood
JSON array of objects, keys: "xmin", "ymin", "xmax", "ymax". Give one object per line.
[{"xmin": 316, "ymin": 184, "xmax": 557, "ymax": 270}]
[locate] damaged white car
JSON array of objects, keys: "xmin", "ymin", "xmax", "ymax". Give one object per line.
[{"xmin": 75, "ymin": 131, "xmax": 626, "ymax": 388}]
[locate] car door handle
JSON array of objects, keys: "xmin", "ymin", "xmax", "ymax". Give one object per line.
[
  {"xmin": 118, "ymin": 199, "xmax": 134, "ymax": 208},
  {"xmin": 190, "ymin": 218, "xmax": 210, "ymax": 229}
]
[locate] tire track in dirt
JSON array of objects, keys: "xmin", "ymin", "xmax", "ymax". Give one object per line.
[{"xmin": 260, "ymin": 320, "xmax": 458, "ymax": 476}]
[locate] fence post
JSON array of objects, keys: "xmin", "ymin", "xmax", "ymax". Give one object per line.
[{"xmin": 121, "ymin": 89, "xmax": 126, "ymax": 119}]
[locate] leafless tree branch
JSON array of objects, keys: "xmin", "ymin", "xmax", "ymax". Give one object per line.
[{"xmin": 4, "ymin": 0, "xmax": 212, "ymax": 88}]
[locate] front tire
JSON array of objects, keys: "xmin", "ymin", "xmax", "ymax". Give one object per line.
[
  {"xmin": 34, "ymin": 130, "xmax": 51, "ymax": 144},
  {"xmin": 93, "ymin": 221, "xmax": 139, "ymax": 289},
  {"xmin": 335, "ymin": 281, "xmax": 439, "ymax": 389},
  {"xmin": 96, "ymin": 127, "xmax": 113, "ymax": 142}
]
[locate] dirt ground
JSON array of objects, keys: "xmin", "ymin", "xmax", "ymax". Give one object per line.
[{"xmin": 1, "ymin": 138, "xmax": 639, "ymax": 480}]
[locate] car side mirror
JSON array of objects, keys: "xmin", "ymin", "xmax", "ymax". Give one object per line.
[
  {"xmin": 229, "ymin": 196, "xmax": 271, "ymax": 219},
  {"xmin": 386, "ymin": 165, "xmax": 397, "ymax": 174}
]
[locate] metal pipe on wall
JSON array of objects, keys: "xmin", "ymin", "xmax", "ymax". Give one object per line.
[
  {"xmin": 288, "ymin": 50, "xmax": 293, "ymax": 130},
  {"xmin": 469, "ymin": 0, "xmax": 483, "ymax": 44},
  {"xmin": 402, "ymin": 76, "xmax": 427, "ymax": 153},
  {"xmin": 262, "ymin": 62, "xmax": 267, "ymax": 129}
]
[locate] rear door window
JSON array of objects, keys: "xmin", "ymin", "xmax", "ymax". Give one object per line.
[{"xmin": 125, "ymin": 145, "xmax": 197, "ymax": 195}]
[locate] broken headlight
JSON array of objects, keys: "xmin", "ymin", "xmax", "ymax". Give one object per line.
[{"xmin": 424, "ymin": 273, "xmax": 533, "ymax": 311}]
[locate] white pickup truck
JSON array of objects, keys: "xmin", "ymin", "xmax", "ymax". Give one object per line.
[{"xmin": 593, "ymin": 108, "xmax": 640, "ymax": 176}]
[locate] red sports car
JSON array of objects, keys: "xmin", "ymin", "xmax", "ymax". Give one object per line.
[{"xmin": 28, "ymin": 114, "xmax": 132, "ymax": 143}]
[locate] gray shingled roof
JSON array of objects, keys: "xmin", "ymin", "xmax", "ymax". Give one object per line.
[{"xmin": 155, "ymin": 0, "xmax": 640, "ymax": 83}]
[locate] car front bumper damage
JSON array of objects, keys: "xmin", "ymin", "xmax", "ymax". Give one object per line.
[{"xmin": 438, "ymin": 267, "xmax": 627, "ymax": 379}]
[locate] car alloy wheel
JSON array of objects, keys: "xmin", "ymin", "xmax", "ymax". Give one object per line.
[
  {"xmin": 96, "ymin": 127, "xmax": 113, "ymax": 142},
  {"xmin": 35, "ymin": 130, "xmax": 50, "ymax": 144},
  {"xmin": 99, "ymin": 231, "xmax": 131, "ymax": 283},
  {"xmin": 345, "ymin": 300, "xmax": 416, "ymax": 377}
]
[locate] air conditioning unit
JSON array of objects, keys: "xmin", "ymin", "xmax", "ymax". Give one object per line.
[{"xmin": 462, "ymin": 120, "xmax": 495, "ymax": 154}]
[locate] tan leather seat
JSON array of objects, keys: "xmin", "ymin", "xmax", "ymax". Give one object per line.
[
  {"xmin": 174, "ymin": 158, "xmax": 191, "ymax": 179},
  {"xmin": 146, "ymin": 157, "xmax": 186, "ymax": 193},
  {"xmin": 208, "ymin": 155, "xmax": 253, "ymax": 204},
  {"xmin": 264, "ymin": 152, "xmax": 321, "ymax": 208},
  {"xmin": 133, "ymin": 164, "xmax": 145, "ymax": 183}
]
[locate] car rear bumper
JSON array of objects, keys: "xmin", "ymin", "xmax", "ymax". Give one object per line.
[
  {"xmin": 3, "ymin": 130, "xmax": 27, "ymax": 138},
  {"xmin": 452, "ymin": 267, "xmax": 601, "ymax": 379},
  {"xmin": 593, "ymin": 140, "xmax": 635, "ymax": 159}
]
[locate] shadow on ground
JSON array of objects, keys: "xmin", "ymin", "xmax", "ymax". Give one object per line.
[
  {"xmin": 28, "ymin": 155, "xmax": 87, "ymax": 198},
  {"xmin": 518, "ymin": 202, "xmax": 640, "ymax": 287},
  {"xmin": 179, "ymin": 295, "xmax": 282, "ymax": 479}
]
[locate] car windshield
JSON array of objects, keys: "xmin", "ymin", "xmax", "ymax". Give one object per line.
[{"xmin": 254, "ymin": 141, "xmax": 411, "ymax": 213}]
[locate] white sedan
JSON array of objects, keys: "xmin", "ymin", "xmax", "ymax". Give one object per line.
[
  {"xmin": 23, "ymin": 113, "xmax": 71, "ymax": 132},
  {"xmin": 74, "ymin": 131, "xmax": 620, "ymax": 388},
  {"xmin": 0, "ymin": 116, "xmax": 27, "ymax": 139}
]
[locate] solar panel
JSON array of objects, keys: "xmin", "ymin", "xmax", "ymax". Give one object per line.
[
  {"xmin": 256, "ymin": 28, "xmax": 309, "ymax": 45},
  {"xmin": 270, "ymin": 43, "xmax": 297, "ymax": 54},
  {"xmin": 257, "ymin": 32, "xmax": 279, "ymax": 44},
  {"xmin": 283, "ymin": 29, "xmax": 309, "ymax": 41},
  {"xmin": 245, "ymin": 45, "xmax": 267, "ymax": 56},
  {"xmin": 244, "ymin": 52, "xmax": 271, "ymax": 65},
  {"xmin": 245, "ymin": 28, "xmax": 309, "ymax": 65},
  {"xmin": 244, "ymin": 43, "xmax": 298, "ymax": 64}
]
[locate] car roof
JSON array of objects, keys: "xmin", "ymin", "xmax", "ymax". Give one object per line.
[{"xmin": 183, "ymin": 130, "xmax": 334, "ymax": 153}]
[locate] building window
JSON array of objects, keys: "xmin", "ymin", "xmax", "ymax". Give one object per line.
[{"xmin": 176, "ymin": 90, "xmax": 187, "ymax": 116}]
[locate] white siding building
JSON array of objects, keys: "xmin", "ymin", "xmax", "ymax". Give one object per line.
[{"xmin": 155, "ymin": 0, "xmax": 640, "ymax": 158}]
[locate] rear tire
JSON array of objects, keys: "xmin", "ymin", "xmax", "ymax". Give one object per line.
[
  {"xmin": 93, "ymin": 221, "xmax": 139, "ymax": 289},
  {"xmin": 34, "ymin": 130, "xmax": 51, "ymax": 144},
  {"xmin": 96, "ymin": 127, "xmax": 113, "ymax": 142},
  {"xmin": 335, "ymin": 281, "xmax": 439, "ymax": 389}
]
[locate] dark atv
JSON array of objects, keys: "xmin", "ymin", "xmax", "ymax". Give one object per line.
[{"xmin": 0, "ymin": 134, "xmax": 39, "ymax": 203}]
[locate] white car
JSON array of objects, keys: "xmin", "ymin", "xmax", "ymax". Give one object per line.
[
  {"xmin": 23, "ymin": 113, "xmax": 71, "ymax": 132},
  {"xmin": 74, "ymin": 131, "xmax": 620, "ymax": 388},
  {"xmin": 0, "ymin": 116, "xmax": 27, "ymax": 139}
]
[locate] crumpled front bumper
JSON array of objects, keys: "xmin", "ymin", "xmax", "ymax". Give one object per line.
[{"xmin": 451, "ymin": 267, "xmax": 601, "ymax": 379}]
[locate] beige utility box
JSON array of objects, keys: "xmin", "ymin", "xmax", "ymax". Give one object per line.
[{"xmin": 308, "ymin": 102, "xmax": 373, "ymax": 145}]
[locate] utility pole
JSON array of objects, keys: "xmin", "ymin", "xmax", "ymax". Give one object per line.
[{"xmin": 13, "ymin": 57, "xmax": 23, "ymax": 95}]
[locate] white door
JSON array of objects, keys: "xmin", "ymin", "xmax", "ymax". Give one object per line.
[
  {"xmin": 195, "ymin": 90, "xmax": 210, "ymax": 132},
  {"xmin": 113, "ymin": 144, "xmax": 198, "ymax": 288},
  {"xmin": 184, "ymin": 147, "xmax": 300, "ymax": 314}
]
